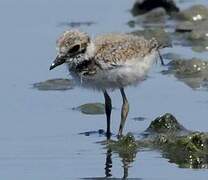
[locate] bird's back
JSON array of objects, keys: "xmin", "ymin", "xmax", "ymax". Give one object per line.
[{"xmin": 93, "ymin": 33, "xmax": 159, "ymax": 66}]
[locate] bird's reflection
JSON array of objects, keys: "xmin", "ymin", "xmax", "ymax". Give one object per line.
[
  {"xmin": 105, "ymin": 148, "xmax": 112, "ymax": 178},
  {"xmin": 104, "ymin": 145, "xmax": 137, "ymax": 179}
]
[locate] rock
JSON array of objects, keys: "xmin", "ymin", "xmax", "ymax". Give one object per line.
[
  {"xmin": 160, "ymin": 132, "xmax": 208, "ymax": 168},
  {"xmin": 167, "ymin": 58, "xmax": 208, "ymax": 76},
  {"xmin": 176, "ymin": 5, "xmax": 208, "ymax": 22},
  {"xmin": 131, "ymin": 0, "xmax": 179, "ymax": 16},
  {"xmin": 189, "ymin": 30, "xmax": 208, "ymax": 41},
  {"xmin": 175, "ymin": 20, "xmax": 208, "ymax": 52},
  {"xmin": 104, "ymin": 113, "xmax": 208, "ymax": 169},
  {"xmin": 187, "ymin": 23, "xmax": 208, "ymax": 51},
  {"xmin": 33, "ymin": 78, "xmax": 74, "ymax": 91},
  {"xmin": 132, "ymin": 116, "xmax": 147, "ymax": 121},
  {"xmin": 127, "ymin": 20, "xmax": 136, "ymax": 28},
  {"xmin": 180, "ymin": 132, "xmax": 208, "ymax": 153},
  {"xmin": 143, "ymin": 7, "xmax": 167, "ymax": 23},
  {"xmin": 131, "ymin": 28, "xmax": 172, "ymax": 48},
  {"xmin": 73, "ymin": 103, "xmax": 105, "ymax": 115},
  {"xmin": 109, "ymin": 133, "xmax": 138, "ymax": 151},
  {"xmin": 129, "ymin": 8, "xmax": 168, "ymax": 28},
  {"xmin": 58, "ymin": 21, "xmax": 96, "ymax": 28},
  {"xmin": 79, "ymin": 129, "xmax": 105, "ymax": 136},
  {"xmin": 143, "ymin": 113, "xmax": 208, "ymax": 168},
  {"xmin": 162, "ymin": 58, "xmax": 208, "ymax": 89},
  {"xmin": 108, "ymin": 133, "xmax": 138, "ymax": 164},
  {"xmin": 107, "ymin": 133, "xmax": 138, "ymax": 177},
  {"xmin": 175, "ymin": 21, "xmax": 195, "ymax": 32},
  {"xmin": 145, "ymin": 113, "xmax": 187, "ymax": 134}
]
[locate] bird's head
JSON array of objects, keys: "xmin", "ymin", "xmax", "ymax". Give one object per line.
[{"xmin": 50, "ymin": 29, "xmax": 91, "ymax": 70}]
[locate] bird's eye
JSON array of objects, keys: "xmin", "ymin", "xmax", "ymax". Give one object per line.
[{"xmin": 68, "ymin": 44, "xmax": 80, "ymax": 54}]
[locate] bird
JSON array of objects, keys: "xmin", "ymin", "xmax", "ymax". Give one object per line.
[{"xmin": 49, "ymin": 29, "xmax": 164, "ymax": 140}]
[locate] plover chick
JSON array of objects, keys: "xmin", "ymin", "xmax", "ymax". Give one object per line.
[{"xmin": 50, "ymin": 29, "xmax": 163, "ymax": 139}]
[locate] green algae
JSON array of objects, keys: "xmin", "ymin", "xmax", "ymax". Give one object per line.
[
  {"xmin": 108, "ymin": 133, "xmax": 138, "ymax": 153},
  {"xmin": 107, "ymin": 133, "xmax": 138, "ymax": 170},
  {"xmin": 105, "ymin": 113, "xmax": 208, "ymax": 169},
  {"xmin": 176, "ymin": 5, "xmax": 208, "ymax": 21},
  {"xmin": 157, "ymin": 132, "xmax": 208, "ymax": 168},
  {"xmin": 33, "ymin": 78, "xmax": 74, "ymax": 91},
  {"xmin": 162, "ymin": 58, "xmax": 208, "ymax": 90},
  {"xmin": 145, "ymin": 113, "xmax": 187, "ymax": 134},
  {"xmin": 73, "ymin": 103, "xmax": 105, "ymax": 115}
]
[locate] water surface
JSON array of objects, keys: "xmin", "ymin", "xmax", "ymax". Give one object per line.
[{"xmin": 0, "ymin": 0, "xmax": 208, "ymax": 179}]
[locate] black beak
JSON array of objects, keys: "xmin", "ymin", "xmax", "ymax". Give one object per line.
[{"xmin": 49, "ymin": 55, "xmax": 66, "ymax": 70}]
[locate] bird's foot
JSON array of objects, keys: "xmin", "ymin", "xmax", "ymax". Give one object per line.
[
  {"xmin": 117, "ymin": 133, "xmax": 123, "ymax": 140},
  {"xmin": 106, "ymin": 132, "xmax": 112, "ymax": 140}
]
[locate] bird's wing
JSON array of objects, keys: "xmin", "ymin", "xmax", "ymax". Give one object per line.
[{"xmin": 93, "ymin": 33, "xmax": 158, "ymax": 70}]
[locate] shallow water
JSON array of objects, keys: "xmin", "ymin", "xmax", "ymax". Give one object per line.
[{"xmin": 1, "ymin": 0, "xmax": 208, "ymax": 179}]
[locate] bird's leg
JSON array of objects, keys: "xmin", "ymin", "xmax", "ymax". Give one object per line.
[
  {"xmin": 117, "ymin": 88, "xmax": 129, "ymax": 139},
  {"xmin": 157, "ymin": 49, "xmax": 165, "ymax": 66},
  {"xmin": 103, "ymin": 90, "xmax": 112, "ymax": 140}
]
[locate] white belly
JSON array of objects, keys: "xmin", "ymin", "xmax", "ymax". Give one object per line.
[{"xmin": 71, "ymin": 52, "xmax": 157, "ymax": 91}]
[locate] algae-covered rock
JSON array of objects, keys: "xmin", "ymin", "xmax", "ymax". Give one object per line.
[
  {"xmin": 175, "ymin": 20, "xmax": 208, "ymax": 52},
  {"xmin": 145, "ymin": 113, "xmax": 187, "ymax": 134},
  {"xmin": 177, "ymin": 5, "xmax": 208, "ymax": 22},
  {"xmin": 131, "ymin": 0, "xmax": 179, "ymax": 16},
  {"xmin": 142, "ymin": 7, "xmax": 167, "ymax": 23},
  {"xmin": 176, "ymin": 19, "xmax": 208, "ymax": 34},
  {"xmin": 103, "ymin": 134, "xmax": 138, "ymax": 179},
  {"xmin": 129, "ymin": 8, "xmax": 169, "ymax": 29},
  {"xmin": 176, "ymin": 132, "xmax": 208, "ymax": 153},
  {"xmin": 79, "ymin": 129, "xmax": 105, "ymax": 136},
  {"xmin": 159, "ymin": 132, "xmax": 208, "ymax": 168},
  {"xmin": 108, "ymin": 133, "xmax": 138, "ymax": 164},
  {"xmin": 162, "ymin": 58, "xmax": 208, "ymax": 90},
  {"xmin": 132, "ymin": 116, "xmax": 147, "ymax": 121},
  {"xmin": 108, "ymin": 133, "xmax": 138, "ymax": 153},
  {"xmin": 175, "ymin": 21, "xmax": 195, "ymax": 32},
  {"xmin": 174, "ymin": 6, "xmax": 208, "ymax": 52},
  {"xmin": 103, "ymin": 113, "xmax": 208, "ymax": 169},
  {"xmin": 73, "ymin": 103, "xmax": 105, "ymax": 115},
  {"xmin": 188, "ymin": 29, "xmax": 208, "ymax": 42},
  {"xmin": 33, "ymin": 78, "xmax": 74, "ymax": 91},
  {"xmin": 142, "ymin": 113, "xmax": 208, "ymax": 168},
  {"xmin": 58, "ymin": 21, "xmax": 96, "ymax": 28},
  {"xmin": 167, "ymin": 59, "xmax": 208, "ymax": 76},
  {"xmin": 187, "ymin": 29, "xmax": 208, "ymax": 52}
]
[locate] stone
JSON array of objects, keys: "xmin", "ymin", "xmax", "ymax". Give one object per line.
[
  {"xmin": 145, "ymin": 113, "xmax": 187, "ymax": 134},
  {"xmin": 131, "ymin": 0, "xmax": 179, "ymax": 16},
  {"xmin": 73, "ymin": 103, "xmax": 105, "ymax": 115},
  {"xmin": 162, "ymin": 58, "xmax": 208, "ymax": 89},
  {"xmin": 33, "ymin": 78, "xmax": 74, "ymax": 91},
  {"xmin": 177, "ymin": 5, "xmax": 208, "ymax": 22}
]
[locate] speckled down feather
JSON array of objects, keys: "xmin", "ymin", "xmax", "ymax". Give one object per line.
[
  {"xmin": 94, "ymin": 33, "xmax": 159, "ymax": 66},
  {"xmin": 54, "ymin": 29, "xmax": 160, "ymax": 90}
]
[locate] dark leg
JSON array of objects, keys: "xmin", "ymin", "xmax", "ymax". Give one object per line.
[
  {"xmin": 158, "ymin": 49, "xmax": 165, "ymax": 66},
  {"xmin": 105, "ymin": 148, "xmax": 112, "ymax": 177},
  {"xmin": 103, "ymin": 90, "xmax": 112, "ymax": 140},
  {"xmin": 117, "ymin": 88, "xmax": 129, "ymax": 139}
]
